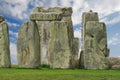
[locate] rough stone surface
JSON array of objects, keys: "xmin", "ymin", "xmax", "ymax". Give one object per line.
[
  {"xmin": 17, "ymin": 21, "xmax": 40, "ymax": 68},
  {"xmin": 30, "ymin": 7, "xmax": 79, "ymax": 68},
  {"xmin": 80, "ymin": 11, "xmax": 109, "ymax": 69},
  {"xmin": 0, "ymin": 16, "xmax": 11, "ymax": 68},
  {"xmin": 30, "ymin": 13, "xmax": 62, "ymax": 21},
  {"xmin": 32, "ymin": 7, "xmax": 72, "ymax": 16},
  {"xmin": 106, "ymin": 57, "xmax": 120, "ymax": 69},
  {"xmin": 111, "ymin": 65, "xmax": 120, "ymax": 70},
  {"xmin": 48, "ymin": 21, "xmax": 72, "ymax": 68}
]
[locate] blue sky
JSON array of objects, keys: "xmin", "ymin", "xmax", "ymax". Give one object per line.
[{"xmin": 0, "ymin": 0, "xmax": 120, "ymax": 64}]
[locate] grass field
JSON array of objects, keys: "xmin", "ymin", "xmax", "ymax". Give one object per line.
[{"xmin": 0, "ymin": 66, "xmax": 120, "ymax": 80}]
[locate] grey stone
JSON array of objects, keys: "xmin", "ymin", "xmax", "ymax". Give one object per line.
[
  {"xmin": 17, "ymin": 21, "xmax": 40, "ymax": 68},
  {"xmin": 48, "ymin": 21, "xmax": 72, "ymax": 69},
  {"xmin": 111, "ymin": 65, "xmax": 120, "ymax": 70},
  {"xmin": 32, "ymin": 7, "xmax": 72, "ymax": 16},
  {"xmin": 106, "ymin": 57, "xmax": 120, "ymax": 69},
  {"xmin": 80, "ymin": 11, "xmax": 109, "ymax": 69},
  {"xmin": 0, "ymin": 17, "xmax": 11, "ymax": 68},
  {"xmin": 30, "ymin": 13, "xmax": 62, "ymax": 21}
]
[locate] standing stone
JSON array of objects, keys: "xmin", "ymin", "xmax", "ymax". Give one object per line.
[
  {"xmin": 48, "ymin": 21, "xmax": 72, "ymax": 68},
  {"xmin": 30, "ymin": 7, "xmax": 79, "ymax": 68},
  {"xmin": 80, "ymin": 11, "xmax": 109, "ymax": 69},
  {"xmin": 0, "ymin": 16, "xmax": 11, "ymax": 68},
  {"xmin": 17, "ymin": 21, "xmax": 40, "ymax": 68}
]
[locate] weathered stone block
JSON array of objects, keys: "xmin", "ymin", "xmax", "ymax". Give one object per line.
[
  {"xmin": 81, "ymin": 10, "xmax": 99, "ymax": 50},
  {"xmin": 48, "ymin": 21, "xmax": 72, "ymax": 69},
  {"xmin": 0, "ymin": 20, "xmax": 11, "ymax": 68},
  {"xmin": 30, "ymin": 13, "xmax": 62, "ymax": 21},
  {"xmin": 82, "ymin": 10, "xmax": 99, "ymax": 25},
  {"xmin": 83, "ymin": 21, "xmax": 108, "ymax": 69},
  {"xmin": 17, "ymin": 21, "xmax": 40, "ymax": 68},
  {"xmin": 32, "ymin": 7, "xmax": 72, "ymax": 16},
  {"xmin": 80, "ymin": 11, "xmax": 109, "ymax": 69}
]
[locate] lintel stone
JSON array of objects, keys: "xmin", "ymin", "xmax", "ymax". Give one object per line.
[{"xmin": 30, "ymin": 13, "xmax": 62, "ymax": 21}]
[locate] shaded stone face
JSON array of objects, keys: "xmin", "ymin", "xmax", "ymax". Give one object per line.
[
  {"xmin": 17, "ymin": 21, "xmax": 40, "ymax": 68},
  {"xmin": 0, "ymin": 16, "xmax": 11, "ymax": 68},
  {"xmin": 80, "ymin": 11, "xmax": 109, "ymax": 69}
]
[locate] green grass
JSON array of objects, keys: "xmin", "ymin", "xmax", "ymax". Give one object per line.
[{"xmin": 0, "ymin": 66, "xmax": 120, "ymax": 80}]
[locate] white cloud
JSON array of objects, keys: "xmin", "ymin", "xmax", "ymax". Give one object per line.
[
  {"xmin": 59, "ymin": 0, "xmax": 120, "ymax": 26},
  {"xmin": 10, "ymin": 43, "xmax": 17, "ymax": 64},
  {"xmin": 74, "ymin": 29, "xmax": 81, "ymax": 39},
  {"xmin": 101, "ymin": 13, "xmax": 120, "ymax": 25},
  {"xmin": 7, "ymin": 21, "xmax": 20, "ymax": 28},
  {"xmin": 9, "ymin": 30, "xmax": 18, "ymax": 38},
  {"xmin": 108, "ymin": 33, "xmax": 120, "ymax": 46},
  {"xmin": 0, "ymin": 0, "xmax": 29, "ymax": 20}
]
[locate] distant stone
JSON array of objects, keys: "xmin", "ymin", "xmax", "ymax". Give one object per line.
[
  {"xmin": 0, "ymin": 16, "xmax": 11, "ymax": 68},
  {"xmin": 17, "ymin": 21, "xmax": 40, "ymax": 68},
  {"xmin": 111, "ymin": 65, "xmax": 120, "ymax": 70},
  {"xmin": 106, "ymin": 57, "xmax": 120, "ymax": 69}
]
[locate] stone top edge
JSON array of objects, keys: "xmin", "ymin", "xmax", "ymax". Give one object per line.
[
  {"xmin": 83, "ymin": 12, "xmax": 98, "ymax": 14},
  {"xmin": 86, "ymin": 21, "xmax": 105, "ymax": 24},
  {"xmin": 0, "ymin": 15, "xmax": 5, "ymax": 22},
  {"xmin": 32, "ymin": 6, "xmax": 72, "ymax": 14},
  {"xmin": 83, "ymin": 10, "xmax": 98, "ymax": 14},
  {"xmin": 35, "ymin": 6, "xmax": 72, "ymax": 9},
  {"xmin": 31, "ymin": 12, "xmax": 62, "ymax": 14}
]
